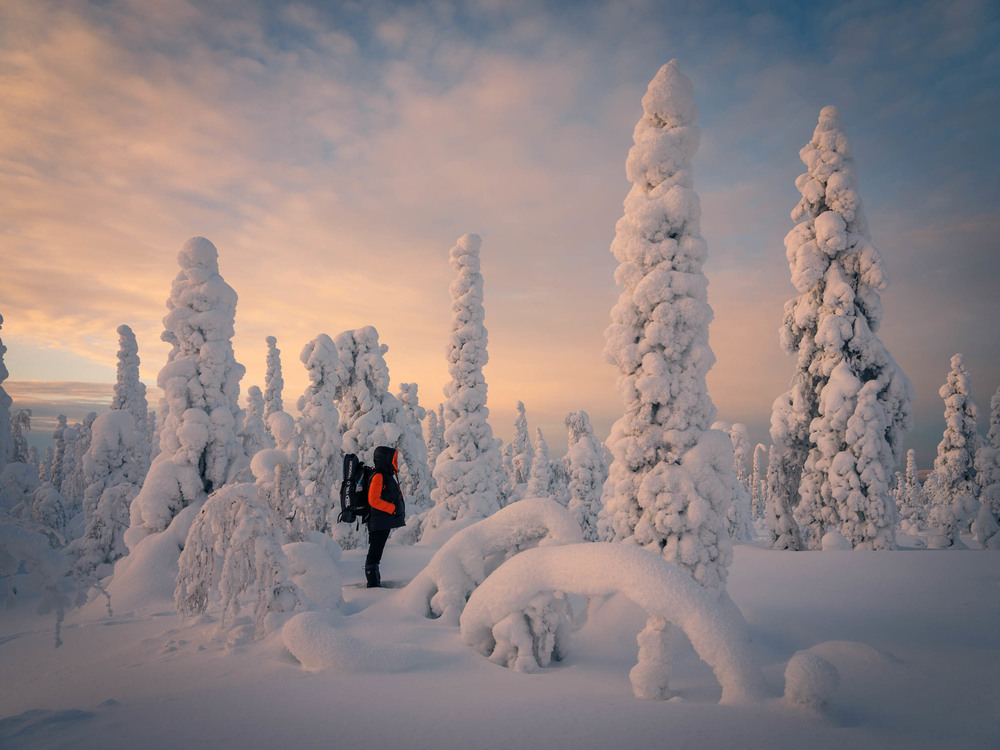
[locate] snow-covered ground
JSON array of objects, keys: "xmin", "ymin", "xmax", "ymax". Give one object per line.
[{"xmin": 2, "ymin": 537, "xmax": 997, "ymax": 750}]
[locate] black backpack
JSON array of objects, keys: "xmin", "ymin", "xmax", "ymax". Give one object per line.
[{"xmin": 338, "ymin": 453, "xmax": 374, "ymax": 525}]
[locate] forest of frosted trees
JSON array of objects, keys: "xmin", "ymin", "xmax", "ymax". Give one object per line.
[{"xmin": 1, "ymin": 58, "xmax": 998, "ymax": 661}]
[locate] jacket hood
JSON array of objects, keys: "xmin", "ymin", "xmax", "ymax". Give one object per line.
[{"xmin": 373, "ymin": 446, "xmax": 397, "ymax": 473}]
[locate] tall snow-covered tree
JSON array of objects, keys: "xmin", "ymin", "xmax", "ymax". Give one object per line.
[
  {"xmin": 240, "ymin": 385, "xmax": 273, "ymax": 459},
  {"xmin": 525, "ymin": 428, "xmax": 558, "ymax": 502},
  {"xmin": 112, "ymin": 325, "xmax": 149, "ymax": 445},
  {"xmin": 564, "ymin": 410, "xmax": 608, "ymax": 542},
  {"xmin": 751, "ymin": 443, "xmax": 767, "ymax": 520},
  {"xmin": 125, "ymin": 237, "xmax": 248, "ymax": 552},
  {"xmin": 264, "ymin": 336, "xmax": 284, "ymax": 420},
  {"xmin": 0, "ymin": 314, "xmax": 12, "ymax": 470},
  {"xmin": 331, "ymin": 327, "xmax": 430, "ymax": 544},
  {"xmin": 712, "ymin": 422, "xmax": 754, "ymax": 542},
  {"xmin": 61, "ymin": 412, "xmax": 97, "ymax": 518},
  {"xmin": 599, "ymin": 60, "xmax": 735, "ymax": 594},
  {"xmin": 425, "ymin": 408, "xmax": 442, "ymax": 476},
  {"xmin": 765, "ymin": 444, "xmax": 802, "ymax": 549},
  {"xmin": 925, "ymin": 354, "xmax": 980, "ymax": 548},
  {"xmin": 510, "ymin": 401, "xmax": 534, "ymax": 488},
  {"xmin": 422, "ymin": 234, "xmax": 502, "ymax": 537},
  {"xmin": 774, "ymin": 105, "xmax": 913, "ymax": 550},
  {"xmin": 11, "ymin": 409, "xmax": 31, "ymax": 464},
  {"xmin": 296, "ymin": 334, "xmax": 343, "ymax": 537},
  {"xmin": 895, "ymin": 448, "xmax": 922, "ymax": 525},
  {"xmin": 50, "ymin": 415, "xmax": 68, "ymax": 493}
]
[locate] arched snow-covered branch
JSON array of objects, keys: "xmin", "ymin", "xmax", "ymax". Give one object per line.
[
  {"xmin": 460, "ymin": 543, "xmax": 771, "ymax": 705},
  {"xmin": 398, "ymin": 497, "xmax": 582, "ymax": 625}
]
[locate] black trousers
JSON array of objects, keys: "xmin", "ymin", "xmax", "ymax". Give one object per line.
[{"xmin": 365, "ymin": 527, "xmax": 391, "ymax": 569}]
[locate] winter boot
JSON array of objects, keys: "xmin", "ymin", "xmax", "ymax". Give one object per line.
[{"xmin": 365, "ymin": 564, "xmax": 381, "ymax": 588}]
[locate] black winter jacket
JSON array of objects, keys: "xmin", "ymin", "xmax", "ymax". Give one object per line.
[{"xmin": 367, "ymin": 446, "xmax": 406, "ymax": 532}]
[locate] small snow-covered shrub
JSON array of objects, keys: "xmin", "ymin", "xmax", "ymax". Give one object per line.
[
  {"xmin": 399, "ymin": 497, "xmax": 583, "ymax": 625},
  {"xmin": 175, "ymin": 483, "xmax": 300, "ymax": 638}
]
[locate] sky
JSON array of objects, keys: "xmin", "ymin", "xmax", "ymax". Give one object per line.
[{"xmin": 1, "ymin": 0, "xmax": 998, "ymax": 466}]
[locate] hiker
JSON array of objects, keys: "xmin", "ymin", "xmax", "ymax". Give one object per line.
[{"xmin": 365, "ymin": 445, "xmax": 406, "ymax": 587}]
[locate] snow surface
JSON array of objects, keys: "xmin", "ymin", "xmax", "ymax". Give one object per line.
[{"xmin": 1, "ymin": 542, "xmax": 996, "ymax": 749}]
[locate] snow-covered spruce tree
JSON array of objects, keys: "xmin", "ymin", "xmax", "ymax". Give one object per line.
[
  {"xmin": 72, "ymin": 410, "xmax": 146, "ymax": 577},
  {"xmin": 751, "ymin": 443, "xmax": 767, "ymax": 520},
  {"xmin": 41, "ymin": 446, "xmax": 54, "ymax": 484},
  {"xmin": 264, "ymin": 336, "xmax": 284, "ymax": 420},
  {"xmin": 925, "ymin": 354, "xmax": 980, "ymax": 548},
  {"xmin": 564, "ymin": 410, "xmax": 608, "ymax": 542},
  {"xmin": 712, "ymin": 422, "xmax": 754, "ymax": 542},
  {"xmin": 397, "ymin": 382, "xmax": 434, "ymax": 513},
  {"xmin": 425, "ymin": 407, "xmax": 442, "ymax": 476},
  {"xmin": 774, "ymin": 106, "xmax": 913, "ymax": 550},
  {"xmin": 50, "ymin": 415, "xmax": 68, "ymax": 493},
  {"xmin": 296, "ymin": 333, "xmax": 343, "ymax": 537},
  {"xmin": 61, "ymin": 412, "xmax": 97, "ymax": 520},
  {"xmin": 332, "ymin": 326, "xmax": 436, "ymax": 547},
  {"xmin": 973, "ymin": 386, "xmax": 1000, "ymax": 548},
  {"xmin": 147, "ymin": 409, "xmax": 159, "ymax": 461},
  {"xmin": 510, "ymin": 401, "xmax": 534, "ymax": 489},
  {"xmin": 11, "ymin": 409, "xmax": 31, "ymax": 464},
  {"xmin": 422, "ymin": 234, "xmax": 502, "ymax": 537},
  {"xmin": 765, "ymin": 444, "xmax": 802, "ymax": 549},
  {"xmin": 240, "ymin": 385, "xmax": 273, "ymax": 459},
  {"xmin": 525, "ymin": 428, "xmax": 557, "ymax": 501},
  {"xmin": 112, "ymin": 325, "xmax": 149, "ymax": 452},
  {"xmin": 599, "ymin": 60, "xmax": 736, "ymax": 595},
  {"xmin": 125, "ymin": 237, "xmax": 248, "ymax": 552},
  {"xmin": 0, "ymin": 314, "xmax": 12, "ymax": 470},
  {"xmin": 895, "ymin": 448, "xmax": 922, "ymax": 525}
]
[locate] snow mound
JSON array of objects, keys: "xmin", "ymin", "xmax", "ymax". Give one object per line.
[
  {"xmin": 283, "ymin": 540, "xmax": 343, "ymax": 611},
  {"xmin": 783, "ymin": 651, "xmax": 840, "ymax": 711},
  {"xmin": 399, "ymin": 497, "xmax": 583, "ymax": 624},
  {"xmin": 821, "ymin": 530, "xmax": 852, "ymax": 551},
  {"xmin": 459, "ymin": 542, "xmax": 771, "ymax": 704},
  {"xmin": 282, "ymin": 611, "xmax": 426, "ymax": 673}
]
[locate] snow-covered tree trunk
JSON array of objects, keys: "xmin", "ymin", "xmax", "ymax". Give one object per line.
[
  {"xmin": 264, "ymin": 336, "xmax": 284, "ymax": 420},
  {"xmin": 11, "ymin": 409, "xmax": 31, "ymax": 464},
  {"xmin": 925, "ymin": 354, "xmax": 981, "ymax": 548},
  {"xmin": 774, "ymin": 106, "xmax": 913, "ymax": 550},
  {"xmin": 599, "ymin": 60, "xmax": 735, "ymax": 595},
  {"xmin": 564, "ymin": 410, "xmax": 608, "ymax": 542},
  {"xmin": 296, "ymin": 334, "xmax": 343, "ymax": 538},
  {"xmin": 124, "ymin": 237, "xmax": 248, "ymax": 552},
  {"xmin": 422, "ymin": 235, "xmax": 502, "ymax": 538}
]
